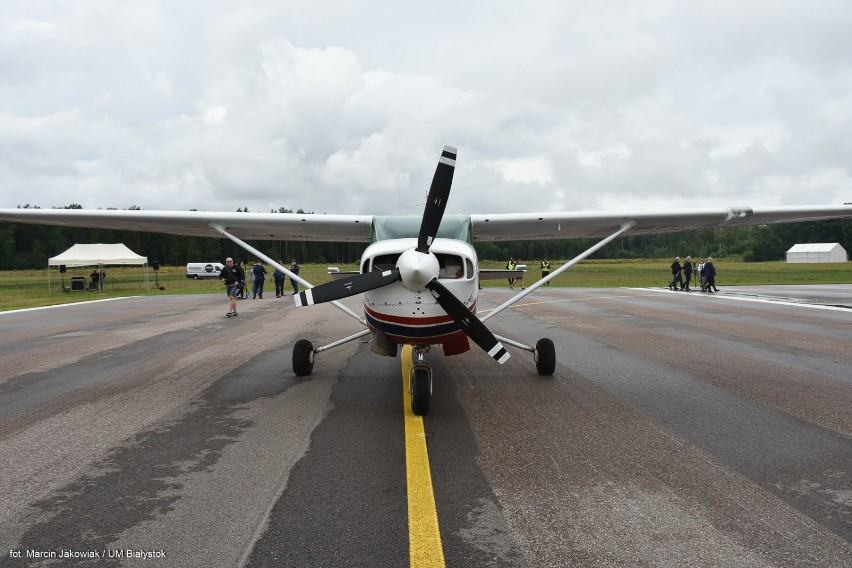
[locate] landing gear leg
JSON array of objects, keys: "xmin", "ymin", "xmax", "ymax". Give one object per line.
[
  {"xmin": 493, "ymin": 333, "xmax": 556, "ymax": 376},
  {"xmin": 409, "ymin": 348, "xmax": 432, "ymax": 416},
  {"xmin": 291, "ymin": 329, "xmax": 372, "ymax": 377}
]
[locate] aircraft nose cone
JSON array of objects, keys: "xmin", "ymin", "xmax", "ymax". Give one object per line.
[{"xmin": 397, "ymin": 248, "xmax": 439, "ymax": 291}]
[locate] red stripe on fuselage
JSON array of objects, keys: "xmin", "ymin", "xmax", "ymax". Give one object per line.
[
  {"xmin": 363, "ymin": 301, "xmax": 476, "ymax": 326},
  {"xmin": 366, "ymin": 324, "xmax": 469, "ymax": 346}
]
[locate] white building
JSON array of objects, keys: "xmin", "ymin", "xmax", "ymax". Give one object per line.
[{"xmin": 785, "ymin": 243, "xmax": 848, "ymax": 263}]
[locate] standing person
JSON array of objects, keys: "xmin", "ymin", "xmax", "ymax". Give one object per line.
[
  {"xmin": 668, "ymin": 257, "xmax": 683, "ymax": 291},
  {"xmin": 273, "ymin": 261, "xmax": 285, "ymax": 298},
  {"xmin": 704, "ymin": 256, "xmax": 719, "ymax": 293},
  {"xmin": 506, "ymin": 258, "xmax": 516, "ymax": 289},
  {"xmin": 682, "ymin": 256, "xmax": 693, "ymax": 291},
  {"xmin": 698, "ymin": 260, "xmax": 706, "ymax": 292},
  {"xmin": 290, "ymin": 259, "xmax": 300, "ymax": 295},
  {"xmin": 237, "ymin": 261, "xmax": 247, "ymax": 299},
  {"xmin": 540, "ymin": 259, "xmax": 551, "ymax": 286},
  {"xmin": 251, "ymin": 261, "xmax": 267, "ymax": 299},
  {"xmin": 219, "ymin": 257, "xmax": 244, "ymax": 317}
]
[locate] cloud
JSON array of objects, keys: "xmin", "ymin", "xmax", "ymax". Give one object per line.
[
  {"xmin": 1, "ymin": 0, "xmax": 851, "ymax": 215},
  {"xmin": 486, "ymin": 157, "xmax": 554, "ymax": 185}
]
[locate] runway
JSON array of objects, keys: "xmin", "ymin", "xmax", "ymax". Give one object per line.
[{"xmin": 1, "ymin": 286, "xmax": 850, "ymax": 567}]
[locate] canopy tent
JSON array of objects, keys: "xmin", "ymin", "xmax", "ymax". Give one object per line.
[
  {"xmin": 785, "ymin": 243, "xmax": 848, "ymax": 263},
  {"xmin": 48, "ymin": 243, "xmax": 149, "ymax": 292}
]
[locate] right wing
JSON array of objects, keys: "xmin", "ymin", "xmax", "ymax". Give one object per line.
[
  {"xmin": 0, "ymin": 208, "xmax": 374, "ymax": 242},
  {"xmin": 469, "ymin": 205, "xmax": 852, "ymax": 240}
]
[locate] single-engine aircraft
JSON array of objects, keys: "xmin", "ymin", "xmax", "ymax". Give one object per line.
[{"xmin": 2, "ymin": 146, "xmax": 851, "ymax": 415}]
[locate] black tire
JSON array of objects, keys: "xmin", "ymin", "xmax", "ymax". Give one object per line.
[
  {"xmin": 411, "ymin": 367, "xmax": 431, "ymax": 416},
  {"xmin": 535, "ymin": 338, "xmax": 556, "ymax": 375},
  {"xmin": 293, "ymin": 339, "xmax": 315, "ymax": 376}
]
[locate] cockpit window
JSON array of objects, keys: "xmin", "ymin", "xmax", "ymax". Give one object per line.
[
  {"xmin": 366, "ymin": 252, "xmax": 469, "ymax": 279},
  {"xmin": 371, "ymin": 254, "xmax": 401, "ymax": 272},
  {"xmin": 437, "ymin": 254, "xmax": 464, "ymax": 279}
]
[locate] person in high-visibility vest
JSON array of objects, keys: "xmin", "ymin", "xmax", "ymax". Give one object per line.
[
  {"xmin": 506, "ymin": 258, "xmax": 516, "ymax": 288},
  {"xmin": 540, "ymin": 259, "xmax": 551, "ymax": 285}
]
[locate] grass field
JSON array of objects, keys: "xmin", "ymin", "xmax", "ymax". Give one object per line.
[{"xmin": 1, "ymin": 259, "xmax": 850, "ymax": 312}]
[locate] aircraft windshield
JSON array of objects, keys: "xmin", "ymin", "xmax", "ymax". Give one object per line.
[{"xmin": 369, "ymin": 253, "xmax": 467, "ymax": 279}]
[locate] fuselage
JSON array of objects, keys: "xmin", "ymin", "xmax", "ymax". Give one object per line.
[{"xmin": 361, "ymin": 238, "xmax": 478, "ymax": 354}]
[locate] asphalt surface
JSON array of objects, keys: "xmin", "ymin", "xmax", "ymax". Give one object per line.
[{"xmin": 1, "ymin": 285, "xmax": 850, "ymax": 567}]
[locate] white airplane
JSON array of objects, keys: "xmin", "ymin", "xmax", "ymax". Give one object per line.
[{"xmin": 2, "ymin": 145, "xmax": 851, "ymax": 415}]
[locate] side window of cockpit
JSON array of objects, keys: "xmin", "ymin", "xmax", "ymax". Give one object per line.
[
  {"xmin": 465, "ymin": 258, "xmax": 474, "ymax": 279},
  {"xmin": 437, "ymin": 254, "xmax": 464, "ymax": 279},
  {"xmin": 371, "ymin": 254, "xmax": 400, "ymax": 272}
]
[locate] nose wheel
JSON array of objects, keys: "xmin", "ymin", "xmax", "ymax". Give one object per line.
[{"xmin": 409, "ymin": 362, "xmax": 433, "ymax": 416}]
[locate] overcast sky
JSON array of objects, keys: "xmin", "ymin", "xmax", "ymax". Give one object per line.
[{"xmin": 2, "ymin": 0, "xmax": 851, "ymax": 216}]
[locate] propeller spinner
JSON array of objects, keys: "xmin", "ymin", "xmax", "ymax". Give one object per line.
[{"xmin": 294, "ymin": 146, "xmax": 510, "ymax": 364}]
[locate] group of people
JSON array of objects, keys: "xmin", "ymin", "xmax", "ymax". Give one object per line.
[
  {"xmin": 668, "ymin": 256, "xmax": 719, "ymax": 293},
  {"xmin": 506, "ymin": 258, "xmax": 553, "ymax": 289},
  {"xmin": 219, "ymin": 258, "xmax": 300, "ymax": 317},
  {"xmin": 505, "ymin": 258, "xmax": 523, "ymax": 289}
]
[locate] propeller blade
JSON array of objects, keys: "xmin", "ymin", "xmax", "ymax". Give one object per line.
[
  {"xmin": 425, "ymin": 279, "xmax": 510, "ymax": 364},
  {"xmin": 417, "ymin": 145, "xmax": 456, "ymax": 253},
  {"xmin": 295, "ymin": 269, "xmax": 401, "ymax": 307}
]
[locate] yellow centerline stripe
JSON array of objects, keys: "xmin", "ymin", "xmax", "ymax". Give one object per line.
[{"xmin": 401, "ymin": 345, "xmax": 445, "ymax": 568}]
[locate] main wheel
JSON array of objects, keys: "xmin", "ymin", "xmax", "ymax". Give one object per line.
[
  {"xmin": 410, "ymin": 366, "xmax": 431, "ymax": 416},
  {"xmin": 535, "ymin": 338, "xmax": 556, "ymax": 375},
  {"xmin": 293, "ymin": 339, "xmax": 315, "ymax": 376}
]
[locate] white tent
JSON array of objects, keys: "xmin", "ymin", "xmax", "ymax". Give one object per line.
[
  {"xmin": 785, "ymin": 243, "xmax": 848, "ymax": 263},
  {"xmin": 48, "ymin": 243, "xmax": 149, "ymax": 292}
]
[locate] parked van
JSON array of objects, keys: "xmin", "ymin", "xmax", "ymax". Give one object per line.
[{"xmin": 186, "ymin": 262, "xmax": 224, "ymax": 279}]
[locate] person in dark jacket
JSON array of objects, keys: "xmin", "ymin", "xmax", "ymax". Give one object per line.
[
  {"xmin": 237, "ymin": 260, "xmax": 248, "ymax": 298},
  {"xmin": 251, "ymin": 261, "xmax": 267, "ymax": 299},
  {"xmin": 703, "ymin": 257, "xmax": 719, "ymax": 293},
  {"xmin": 219, "ymin": 258, "xmax": 245, "ymax": 317},
  {"xmin": 682, "ymin": 256, "xmax": 693, "ymax": 291},
  {"xmin": 668, "ymin": 257, "xmax": 683, "ymax": 291},
  {"xmin": 290, "ymin": 259, "xmax": 300, "ymax": 295},
  {"xmin": 273, "ymin": 261, "xmax": 286, "ymax": 298}
]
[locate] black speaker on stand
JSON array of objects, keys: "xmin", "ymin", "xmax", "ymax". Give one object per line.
[
  {"xmin": 151, "ymin": 259, "xmax": 164, "ymax": 290},
  {"xmin": 59, "ymin": 265, "xmax": 69, "ymax": 292}
]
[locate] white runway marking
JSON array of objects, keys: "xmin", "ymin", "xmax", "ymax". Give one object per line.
[
  {"xmin": 627, "ymin": 287, "xmax": 852, "ymax": 312},
  {"xmin": 0, "ymin": 296, "xmax": 139, "ymax": 316}
]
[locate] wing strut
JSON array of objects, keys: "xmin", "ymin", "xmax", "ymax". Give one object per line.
[
  {"xmin": 210, "ymin": 223, "xmax": 368, "ymax": 326},
  {"xmin": 480, "ymin": 221, "xmax": 637, "ymax": 323}
]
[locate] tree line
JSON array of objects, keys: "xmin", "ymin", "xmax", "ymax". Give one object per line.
[{"xmin": 1, "ymin": 204, "xmax": 850, "ymax": 270}]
